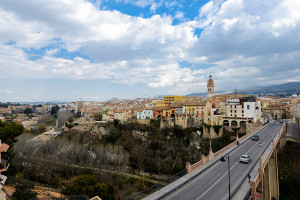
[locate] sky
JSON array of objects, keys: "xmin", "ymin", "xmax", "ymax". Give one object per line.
[{"xmin": 0, "ymin": 0, "xmax": 300, "ymax": 102}]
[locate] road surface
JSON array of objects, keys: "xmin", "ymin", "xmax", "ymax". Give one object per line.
[
  {"xmin": 286, "ymin": 121, "xmax": 300, "ymax": 139},
  {"xmin": 163, "ymin": 120, "xmax": 284, "ymax": 200}
]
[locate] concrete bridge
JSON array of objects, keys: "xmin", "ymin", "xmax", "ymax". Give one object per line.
[{"xmin": 142, "ymin": 120, "xmax": 294, "ymax": 200}]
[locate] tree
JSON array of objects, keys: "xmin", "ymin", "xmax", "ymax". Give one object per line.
[
  {"xmin": 11, "ymin": 179, "xmax": 37, "ymax": 200},
  {"xmin": 0, "ymin": 120, "xmax": 24, "ymax": 147},
  {"xmin": 36, "ymin": 123, "xmax": 47, "ymax": 134},
  {"xmin": 68, "ymin": 117, "xmax": 74, "ymax": 124},
  {"xmin": 57, "ymin": 111, "xmax": 75, "ymax": 126},
  {"xmin": 50, "ymin": 105, "xmax": 60, "ymax": 115},
  {"xmin": 63, "ymin": 174, "xmax": 116, "ymax": 200},
  {"xmin": 92, "ymin": 113, "xmax": 102, "ymax": 121},
  {"xmin": 24, "ymin": 107, "xmax": 33, "ymax": 115}
]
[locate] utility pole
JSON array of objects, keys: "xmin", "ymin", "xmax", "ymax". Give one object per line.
[{"xmin": 228, "ymin": 154, "xmax": 231, "ymax": 200}]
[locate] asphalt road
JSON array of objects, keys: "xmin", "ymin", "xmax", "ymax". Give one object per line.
[
  {"xmin": 163, "ymin": 121, "xmax": 284, "ymax": 200},
  {"xmin": 286, "ymin": 121, "xmax": 300, "ymax": 139}
]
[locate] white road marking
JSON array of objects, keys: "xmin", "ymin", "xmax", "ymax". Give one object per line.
[
  {"xmin": 164, "ymin": 123, "xmax": 280, "ymax": 200},
  {"xmin": 195, "ymin": 125, "xmax": 278, "ymax": 200}
]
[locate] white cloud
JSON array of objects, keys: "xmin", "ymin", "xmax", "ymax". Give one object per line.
[
  {"xmin": 150, "ymin": 2, "xmax": 162, "ymax": 13},
  {"xmin": 174, "ymin": 11, "xmax": 185, "ymax": 20},
  {"xmin": 0, "ymin": 90, "xmax": 14, "ymax": 94},
  {"xmin": 0, "ymin": 0, "xmax": 300, "ymax": 97}
]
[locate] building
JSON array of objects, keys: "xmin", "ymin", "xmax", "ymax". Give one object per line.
[
  {"xmin": 207, "ymin": 74, "xmax": 215, "ymax": 97},
  {"xmin": 291, "ymin": 103, "xmax": 300, "ymax": 119},
  {"xmin": 0, "ymin": 140, "xmax": 9, "ymax": 191},
  {"xmin": 171, "ymin": 102, "xmax": 183, "ymax": 117},
  {"xmin": 75, "ymin": 101, "xmax": 83, "ymax": 114},
  {"xmin": 163, "ymin": 96, "xmax": 200, "ymax": 103},
  {"xmin": 225, "ymin": 96, "xmax": 261, "ymax": 122},
  {"xmin": 137, "ymin": 109, "xmax": 153, "ymax": 119},
  {"xmin": 263, "ymin": 103, "xmax": 287, "ymax": 119},
  {"xmin": 114, "ymin": 110, "xmax": 129, "ymax": 122}
]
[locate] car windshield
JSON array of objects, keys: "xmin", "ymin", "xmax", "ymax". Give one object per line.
[{"xmin": 242, "ymin": 155, "xmax": 248, "ymax": 158}]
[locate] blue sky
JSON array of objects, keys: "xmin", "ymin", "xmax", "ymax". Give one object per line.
[{"xmin": 0, "ymin": 0, "xmax": 300, "ymax": 102}]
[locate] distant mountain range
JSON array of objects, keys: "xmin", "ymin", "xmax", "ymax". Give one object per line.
[
  {"xmin": 236, "ymin": 82, "xmax": 300, "ymax": 96},
  {"xmin": 185, "ymin": 82, "xmax": 300, "ymax": 97}
]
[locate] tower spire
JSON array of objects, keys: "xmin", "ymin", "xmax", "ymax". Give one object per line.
[{"xmin": 207, "ymin": 74, "xmax": 215, "ymax": 98}]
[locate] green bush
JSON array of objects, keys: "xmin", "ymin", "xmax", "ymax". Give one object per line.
[{"xmin": 63, "ymin": 174, "xmax": 116, "ymax": 200}]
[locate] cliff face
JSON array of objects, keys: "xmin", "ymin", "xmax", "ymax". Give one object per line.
[{"xmin": 278, "ymin": 141, "xmax": 300, "ymax": 199}]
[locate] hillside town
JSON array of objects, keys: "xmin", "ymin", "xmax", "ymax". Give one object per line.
[
  {"xmin": 0, "ymin": 76, "xmax": 300, "ymax": 199},
  {"xmin": 1, "ymin": 75, "xmax": 299, "ymax": 137}
]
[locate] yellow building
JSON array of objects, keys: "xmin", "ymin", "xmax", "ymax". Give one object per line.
[
  {"xmin": 155, "ymin": 101, "xmax": 170, "ymax": 108},
  {"xmin": 163, "ymin": 95, "xmax": 200, "ymax": 103},
  {"xmin": 162, "ymin": 106, "xmax": 172, "ymax": 118}
]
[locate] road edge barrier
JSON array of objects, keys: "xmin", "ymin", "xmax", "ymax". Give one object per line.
[{"xmin": 140, "ymin": 122, "xmax": 272, "ymax": 200}]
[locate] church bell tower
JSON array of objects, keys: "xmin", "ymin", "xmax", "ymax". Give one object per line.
[{"xmin": 207, "ymin": 74, "xmax": 215, "ymax": 97}]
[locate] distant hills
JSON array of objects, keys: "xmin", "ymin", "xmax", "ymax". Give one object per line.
[
  {"xmin": 236, "ymin": 82, "xmax": 300, "ymax": 97},
  {"xmin": 186, "ymin": 82, "xmax": 300, "ymax": 97}
]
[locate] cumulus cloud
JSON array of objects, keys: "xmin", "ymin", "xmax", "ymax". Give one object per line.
[{"xmin": 0, "ymin": 0, "xmax": 300, "ymax": 97}]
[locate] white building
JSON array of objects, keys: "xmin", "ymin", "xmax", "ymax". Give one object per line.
[
  {"xmin": 225, "ymin": 97, "xmax": 261, "ymax": 122},
  {"xmin": 244, "ymin": 100, "xmax": 261, "ymax": 122},
  {"xmin": 137, "ymin": 109, "xmax": 153, "ymax": 119}
]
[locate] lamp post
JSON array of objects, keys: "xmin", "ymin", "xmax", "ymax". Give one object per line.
[
  {"xmin": 209, "ymin": 135, "xmax": 212, "ymax": 154},
  {"xmin": 259, "ymin": 142, "xmax": 262, "ymax": 168},
  {"xmin": 227, "ymin": 155, "xmax": 231, "ymax": 200}
]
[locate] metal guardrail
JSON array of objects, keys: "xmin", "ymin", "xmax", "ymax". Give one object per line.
[
  {"xmin": 123, "ymin": 169, "xmax": 187, "ymax": 200},
  {"xmin": 227, "ymin": 123, "xmax": 284, "ymax": 200},
  {"xmin": 29, "ymin": 195, "xmax": 90, "ymax": 200},
  {"xmin": 138, "ymin": 123, "xmax": 273, "ymax": 200}
]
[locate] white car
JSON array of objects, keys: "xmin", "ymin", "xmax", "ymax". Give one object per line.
[{"xmin": 240, "ymin": 155, "xmax": 251, "ymax": 163}]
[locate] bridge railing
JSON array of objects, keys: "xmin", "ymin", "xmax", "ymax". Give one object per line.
[
  {"xmin": 214, "ymin": 140, "xmax": 237, "ymax": 158},
  {"xmin": 261, "ymin": 124, "xmax": 285, "ymax": 170},
  {"xmin": 188, "ymin": 122, "xmax": 269, "ymax": 174},
  {"xmin": 123, "ymin": 169, "xmax": 187, "ymax": 200},
  {"xmin": 231, "ymin": 124, "xmax": 286, "ymax": 200}
]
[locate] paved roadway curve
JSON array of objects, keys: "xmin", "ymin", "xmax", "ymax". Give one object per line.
[
  {"xmin": 286, "ymin": 120, "xmax": 300, "ymax": 139},
  {"xmin": 163, "ymin": 121, "xmax": 284, "ymax": 200}
]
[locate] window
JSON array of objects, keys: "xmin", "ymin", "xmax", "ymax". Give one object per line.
[
  {"xmin": 247, "ymin": 105, "xmax": 250, "ymax": 109},
  {"xmin": 235, "ymin": 114, "xmax": 237, "ymax": 117},
  {"xmin": 242, "ymin": 110, "xmax": 244, "ymax": 113},
  {"xmin": 235, "ymin": 110, "xmax": 237, "ymax": 113},
  {"xmin": 231, "ymin": 110, "xmax": 232, "ymax": 113},
  {"xmin": 235, "ymin": 105, "xmax": 236, "ymax": 108}
]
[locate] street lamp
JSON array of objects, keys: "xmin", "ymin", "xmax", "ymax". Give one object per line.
[
  {"xmin": 225, "ymin": 155, "xmax": 231, "ymax": 200},
  {"xmin": 259, "ymin": 142, "xmax": 262, "ymax": 168}
]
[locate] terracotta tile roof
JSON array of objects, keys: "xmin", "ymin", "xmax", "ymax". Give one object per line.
[
  {"xmin": 171, "ymin": 102, "xmax": 183, "ymax": 108},
  {"xmin": 183, "ymin": 101, "xmax": 207, "ymax": 106}
]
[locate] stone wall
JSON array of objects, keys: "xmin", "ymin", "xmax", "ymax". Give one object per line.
[
  {"xmin": 137, "ymin": 119, "xmax": 151, "ymax": 125},
  {"xmin": 69, "ymin": 121, "xmax": 108, "ymax": 135},
  {"xmin": 160, "ymin": 118, "xmax": 174, "ymax": 129}
]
